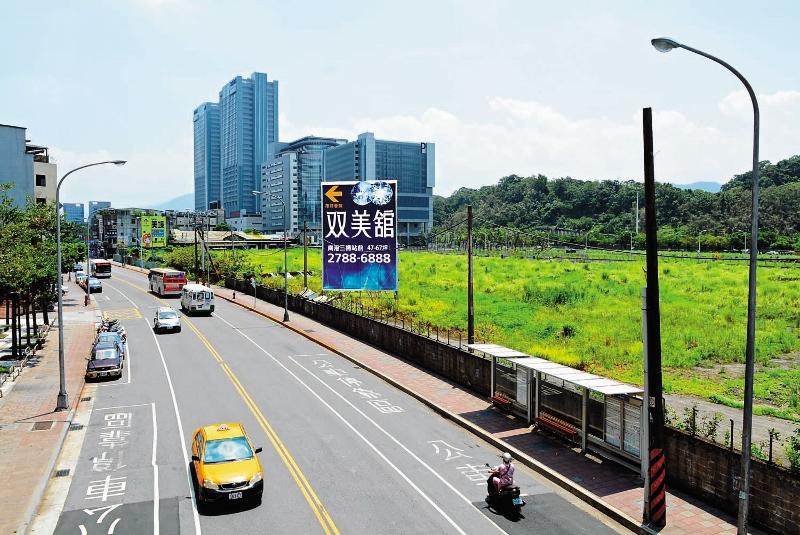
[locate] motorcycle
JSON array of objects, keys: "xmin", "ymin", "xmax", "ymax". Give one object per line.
[{"xmin": 485, "ymin": 463, "xmax": 524, "ymax": 519}]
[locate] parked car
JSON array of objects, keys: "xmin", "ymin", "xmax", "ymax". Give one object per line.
[
  {"xmin": 86, "ymin": 346, "xmax": 123, "ymax": 379},
  {"xmin": 95, "ymin": 331, "xmax": 126, "ymax": 356},
  {"xmin": 154, "ymin": 307, "xmax": 181, "ymax": 333},
  {"xmin": 76, "ymin": 273, "xmax": 88, "ymax": 287},
  {"xmin": 88, "ymin": 277, "xmax": 103, "ymax": 293},
  {"xmin": 191, "ymin": 422, "xmax": 263, "ymax": 506},
  {"xmin": 73, "ymin": 263, "xmax": 84, "ymax": 272}
]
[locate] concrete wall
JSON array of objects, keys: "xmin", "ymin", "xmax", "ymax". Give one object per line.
[
  {"xmin": 664, "ymin": 427, "xmax": 800, "ymax": 535},
  {"xmin": 226, "ymin": 278, "xmax": 491, "ymax": 396}
]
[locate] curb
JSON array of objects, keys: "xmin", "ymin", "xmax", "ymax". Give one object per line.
[
  {"xmin": 113, "ymin": 263, "xmax": 646, "ymax": 534},
  {"xmin": 18, "ymin": 379, "xmax": 88, "ymax": 535},
  {"xmin": 213, "ymin": 287, "xmax": 646, "ymax": 535}
]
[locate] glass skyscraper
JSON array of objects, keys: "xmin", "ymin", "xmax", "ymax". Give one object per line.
[
  {"xmin": 193, "ymin": 102, "xmax": 220, "ymax": 211},
  {"xmin": 63, "ymin": 203, "xmax": 85, "ymax": 223},
  {"xmin": 323, "ymin": 132, "xmax": 435, "ymax": 236},
  {"xmin": 260, "ymin": 136, "xmax": 345, "ymax": 233},
  {"xmin": 218, "ymin": 72, "xmax": 279, "ymax": 217}
]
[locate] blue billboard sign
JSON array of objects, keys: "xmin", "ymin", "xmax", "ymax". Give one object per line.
[{"xmin": 322, "ymin": 180, "xmax": 398, "ymax": 291}]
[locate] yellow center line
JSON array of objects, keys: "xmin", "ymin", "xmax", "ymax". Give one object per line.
[{"xmin": 111, "ymin": 276, "xmax": 340, "ymax": 535}]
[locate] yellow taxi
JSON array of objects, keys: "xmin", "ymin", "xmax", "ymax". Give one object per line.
[{"xmin": 191, "ymin": 422, "xmax": 264, "ymax": 505}]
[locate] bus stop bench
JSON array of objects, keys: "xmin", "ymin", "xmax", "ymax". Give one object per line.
[
  {"xmin": 491, "ymin": 393, "xmax": 514, "ymax": 412},
  {"xmin": 535, "ymin": 413, "xmax": 578, "ymax": 438}
]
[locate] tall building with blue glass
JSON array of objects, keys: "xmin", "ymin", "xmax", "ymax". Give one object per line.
[
  {"xmin": 323, "ymin": 132, "xmax": 435, "ymax": 237},
  {"xmin": 218, "ymin": 72, "xmax": 279, "ymax": 217},
  {"xmin": 260, "ymin": 136, "xmax": 345, "ymax": 233},
  {"xmin": 64, "ymin": 203, "xmax": 85, "ymax": 223},
  {"xmin": 193, "ymin": 102, "xmax": 220, "ymax": 211}
]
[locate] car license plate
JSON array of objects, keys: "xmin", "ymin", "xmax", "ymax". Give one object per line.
[
  {"xmin": 228, "ymin": 491, "xmax": 243, "ymax": 500},
  {"xmin": 512, "ymin": 497, "xmax": 523, "ymax": 505}
]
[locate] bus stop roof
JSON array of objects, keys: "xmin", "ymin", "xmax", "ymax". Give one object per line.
[
  {"xmin": 467, "ymin": 344, "xmax": 529, "ymax": 358},
  {"xmin": 469, "ymin": 344, "xmax": 643, "ymax": 396}
]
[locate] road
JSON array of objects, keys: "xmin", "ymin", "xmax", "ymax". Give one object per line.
[{"xmin": 49, "ymin": 266, "xmax": 627, "ymax": 534}]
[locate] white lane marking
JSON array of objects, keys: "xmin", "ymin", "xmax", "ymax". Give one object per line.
[
  {"xmin": 152, "ymin": 402, "xmax": 160, "ymax": 535},
  {"xmin": 215, "ymin": 313, "xmax": 496, "ymax": 535},
  {"xmin": 96, "ymin": 284, "xmax": 133, "ymax": 387},
  {"xmin": 79, "ymin": 525, "xmax": 88, "ymax": 535},
  {"xmin": 108, "ymin": 517, "xmax": 121, "ymax": 534},
  {"xmin": 106, "ymin": 280, "xmax": 201, "ymax": 535},
  {"xmin": 94, "ymin": 403, "xmax": 152, "ymax": 411}
]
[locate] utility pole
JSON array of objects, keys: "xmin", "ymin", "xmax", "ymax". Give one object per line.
[
  {"xmin": 467, "ymin": 205, "xmax": 474, "ymax": 344},
  {"xmin": 642, "ymin": 107, "xmax": 666, "ymax": 529},
  {"xmin": 193, "ymin": 213, "xmax": 198, "ymax": 282},
  {"xmin": 303, "ymin": 219, "xmax": 308, "ymax": 290}
]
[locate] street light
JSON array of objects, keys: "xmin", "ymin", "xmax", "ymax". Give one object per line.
[
  {"xmin": 55, "ymin": 160, "xmax": 126, "ymax": 411},
  {"xmin": 651, "ymin": 37, "xmax": 760, "ymax": 535},
  {"xmin": 698, "ymin": 230, "xmax": 708, "ymax": 254},
  {"xmin": 252, "ymin": 190, "xmax": 289, "ymax": 322}
]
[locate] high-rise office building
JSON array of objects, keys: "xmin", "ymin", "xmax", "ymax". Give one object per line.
[
  {"xmin": 193, "ymin": 102, "xmax": 221, "ymax": 211},
  {"xmin": 64, "ymin": 203, "xmax": 85, "ymax": 223},
  {"xmin": 323, "ymin": 132, "xmax": 435, "ymax": 237},
  {"xmin": 260, "ymin": 136, "xmax": 345, "ymax": 233},
  {"xmin": 218, "ymin": 72, "xmax": 279, "ymax": 217}
]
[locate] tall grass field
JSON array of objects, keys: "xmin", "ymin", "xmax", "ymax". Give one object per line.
[{"xmin": 217, "ymin": 247, "xmax": 800, "ymax": 420}]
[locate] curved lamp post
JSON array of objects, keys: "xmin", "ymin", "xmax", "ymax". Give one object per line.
[
  {"xmin": 55, "ymin": 160, "xmax": 126, "ymax": 410},
  {"xmin": 252, "ymin": 190, "xmax": 290, "ymax": 322},
  {"xmin": 651, "ymin": 37, "xmax": 759, "ymax": 534}
]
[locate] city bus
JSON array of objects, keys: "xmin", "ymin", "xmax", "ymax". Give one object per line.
[
  {"xmin": 180, "ymin": 283, "xmax": 215, "ymax": 315},
  {"xmin": 148, "ymin": 268, "xmax": 187, "ymax": 297},
  {"xmin": 89, "ymin": 259, "xmax": 112, "ymax": 278}
]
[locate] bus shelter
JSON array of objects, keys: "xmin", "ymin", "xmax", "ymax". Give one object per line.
[{"xmin": 469, "ymin": 343, "xmax": 645, "ymax": 474}]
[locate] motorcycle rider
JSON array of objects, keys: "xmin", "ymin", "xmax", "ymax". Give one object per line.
[{"xmin": 489, "ymin": 452, "xmax": 515, "ymax": 494}]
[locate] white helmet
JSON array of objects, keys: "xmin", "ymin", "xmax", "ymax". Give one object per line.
[{"xmin": 502, "ymin": 452, "xmax": 512, "ymax": 463}]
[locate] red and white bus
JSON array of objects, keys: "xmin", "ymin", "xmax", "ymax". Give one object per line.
[
  {"xmin": 148, "ymin": 268, "xmax": 187, "ymax": 296},
  {"xmin": 90, "ymin": 259, "xmax": 112, "ymax": 278}
]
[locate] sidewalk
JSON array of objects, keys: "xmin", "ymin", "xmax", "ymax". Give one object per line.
[{"xmin": 0, "ymin": 282, "xmax": 98, "ymax": 534}]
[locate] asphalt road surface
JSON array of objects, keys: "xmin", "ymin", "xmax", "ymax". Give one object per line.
[{"xmin": 52, "ymin": 267, "xmax": 627, "ymax": 534}]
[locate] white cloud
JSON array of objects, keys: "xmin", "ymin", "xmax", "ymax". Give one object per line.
[
  {"xmin": 51, "ymin": 136, "xmax": 193, "ymax": 207},
  {"xmin": 286, "ymin": 90, "xmax": 799, "ymax": 196}
]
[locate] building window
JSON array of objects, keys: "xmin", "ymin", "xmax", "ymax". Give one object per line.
[
  {"xmin": 35, "ymin": 174, "xmax": 47, "ymax": 187},
  {"xmin": 36, "ymin": 197, "xmax": 47, "ymax": 204}
]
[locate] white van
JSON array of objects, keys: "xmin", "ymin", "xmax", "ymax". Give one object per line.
[{"xmin": 181, "ymin": 284, "xmax": 214, "ymax": 315}]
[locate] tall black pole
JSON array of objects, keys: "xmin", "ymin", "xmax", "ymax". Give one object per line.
[
  {"xmin": 303, "ymin": 219, "xmax": 308, "ymax": 290},
  {"xmin": 10, "ymin": 292, "xmax": 18, "ymax": 360},
  {"xmin": 193, "ymin": 215, "xmax": 198, "ymax": 282},
  {"xmin": 642, "ymin": 107, "xmax": 666, "ymax": 528},
  {"xmin": 467, "ymin": 205, "xmax": 474, "ymax": 344}
]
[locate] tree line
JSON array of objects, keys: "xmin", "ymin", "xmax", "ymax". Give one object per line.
[
  {"xmin": 0, "ymin": 186, "xmax": 85, "ymax": 360},
  {"xmin": 432, "ymin": 155, "xmax": 800, "ymax": 251}
]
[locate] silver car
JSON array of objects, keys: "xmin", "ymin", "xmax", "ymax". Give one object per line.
[{"xmin": 154, "ymin": 307, "xmax": 181, "ymax": 333}]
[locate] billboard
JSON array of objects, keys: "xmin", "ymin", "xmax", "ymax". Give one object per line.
[
  {"xmin": 141, "ymin": 215, "xmax": 166, "ymax": 248},
  {"xmin": 322, "ymin": 180, "xmax": 397, "ymax": 291}
]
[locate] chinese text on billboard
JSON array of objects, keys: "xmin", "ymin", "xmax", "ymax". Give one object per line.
[{"xmin": 322, "ymin": 180, "xmax": 397, "ymax": 291}]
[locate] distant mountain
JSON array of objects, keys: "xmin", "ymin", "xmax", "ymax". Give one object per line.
[
  {"xmin": 146, "ymin": 193, "xmax": 194, "ymax": 211},
  {"xmin": 674, "ymin": 181, "xmax": 721, "ymax": 193}
]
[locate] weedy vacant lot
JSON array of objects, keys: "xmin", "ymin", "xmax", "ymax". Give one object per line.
[{"xmin": 222, "ymin": 247, "xmax": 800, "ymax": 420}]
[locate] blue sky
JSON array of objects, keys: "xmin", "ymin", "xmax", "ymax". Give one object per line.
[{"xmin": 1, "ymin": 0, "xmax": 798, "ymax": 206}]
